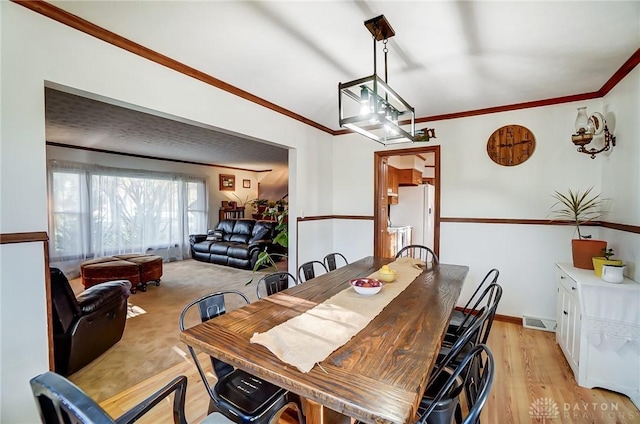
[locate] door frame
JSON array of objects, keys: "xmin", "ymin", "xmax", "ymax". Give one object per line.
[{"xmin": 373, "ymin": 145, "xmax": 441, "ymax": 258}]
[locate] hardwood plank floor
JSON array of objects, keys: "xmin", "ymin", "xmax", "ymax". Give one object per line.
[{"xmin": 100, "ymin": 321, "xmax": 639, "ymax": 423}]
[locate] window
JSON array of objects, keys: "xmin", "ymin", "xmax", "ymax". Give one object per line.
[{"xmin": 48, "ymin": 161, "xmax": 208, "ymax": 276}]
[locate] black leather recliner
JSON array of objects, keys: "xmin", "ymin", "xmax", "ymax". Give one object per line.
[
  {"xmin": 49, "ymin": 268, "xmax": 131, "ymax": 376},
  {"xmin": 190, "ymin": 219, "xmax": 278, "ymax": 269}
]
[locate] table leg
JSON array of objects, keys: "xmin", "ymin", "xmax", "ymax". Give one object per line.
[{"xmin": 302, "ymin": 398, "xmax": 352, "ymax": 424}]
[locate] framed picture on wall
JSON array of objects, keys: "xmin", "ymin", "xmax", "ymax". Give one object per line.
[
  {"xmin": 243, "ymin": 179, "xmax": 251, "ymax": 188},
  {"xmin": 219, "ymin": 174, "xmax": 235, "ymax": 191}
]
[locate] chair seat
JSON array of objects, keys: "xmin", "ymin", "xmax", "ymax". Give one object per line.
[
  {"xmin": 418, "ymin": 368, "xmax": 463, "ymax": 424},
  {"xmin": 215, "ymin": 368, "xmax": 287, "ymax": 416},
  {"xmin": 448, "ymin": 310, "xmax": 465, "ymax": 327}
]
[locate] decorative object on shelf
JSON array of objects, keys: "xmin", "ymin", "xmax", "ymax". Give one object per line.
[
  {"xmin": 601, "ymin": 264, "xmax": 626, "ymax": 284},
  {"xmin": 243, "ymin": 179, "xmax": 251, "ymax": 188},
  {"xmin": 486, "ymin": 125, "xmax": 536, "ymax": 166},
  {"xmin": 550, "ymin": 187, "xmax": 606, "ymax": 269},
  {"xmin": 338, "ymin": 15, "xmax": 415, "ymax": 145},
  {"xmin": 571, "ymin": 107, "xmax": 616, "ymax": 159},
  {"xmin": 592, "ymin": 248, "xmax": 623, "ymax": 278},
  {"xmin": 415, "ymin": 128, "xmax": 437, "ymax": 142},
  {"xmin": 219, "ymin": 174, "xmax": 235, "ymax": 191}
]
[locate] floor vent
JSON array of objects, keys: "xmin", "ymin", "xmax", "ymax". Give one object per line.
[{"xmin": 522, "ymin": 315, "xmax": 557, "ymax": 332}]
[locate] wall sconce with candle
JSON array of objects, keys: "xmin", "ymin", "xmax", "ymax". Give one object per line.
[{"xmin": 571, "ymin": 107, "xmax": 616, "ymax": 159}]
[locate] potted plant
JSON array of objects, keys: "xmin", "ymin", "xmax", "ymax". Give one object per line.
[
  {"xmin": 250, "ymin": 198, "xmax": 269, "ymax": 211},
  {"xmin": 275, "ymin": 198, "xmax": 288, "ymax": 212},
  {"xmin": 592, "ymin": 248, "xmax": 623, "ymax": 277},
  {"xmin": 246, "ymin": 209, "xmax": 288, "ymax": 285},
  {"xmin": 550, "ymin": 187, "xmax": 606, "ymax": 270}
]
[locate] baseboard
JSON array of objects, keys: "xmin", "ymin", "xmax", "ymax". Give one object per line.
[{"xmin": 494, "ymin": 314, "xmax": 523, "ymax": 325}]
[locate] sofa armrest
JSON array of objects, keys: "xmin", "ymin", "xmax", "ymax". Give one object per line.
[
  {"xmin": 189, "ymin": 234, "xmax": 208, "ymax": 244},
  {"xmin": 77, "ymin": 280, "xmax": 131, "ymax": 314}
]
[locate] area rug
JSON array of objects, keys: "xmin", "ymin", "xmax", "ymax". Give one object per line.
[{"xmin": 68, "ymin": 259, "xmax": 267, "ymax": 403}]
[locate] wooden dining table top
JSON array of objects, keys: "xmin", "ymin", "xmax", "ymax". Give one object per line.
[{"xmin": 180, "ymin": 256, "xmax": 468, "ymax": 424}]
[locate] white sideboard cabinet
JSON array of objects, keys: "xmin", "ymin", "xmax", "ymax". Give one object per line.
[{"xmin": 555, "ymin": 263, "xmax": 640, "ymax": 409}]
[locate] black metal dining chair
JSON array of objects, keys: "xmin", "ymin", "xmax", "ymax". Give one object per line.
[
  {"xmin": 446, "ymin": 282, "xmax": 503, "ymax": 346},
  {"xmin": 323, "ymin": 252, "xmax": 349, "ymax": 271},
  {"xmin": 448, "ymin": 269, "xmax": 500, "ymax": 336},
  {"xmin": 297, "ymin": 260, "xmax": 328, "ymax": 283},
  {"xmin": 256, "ymin": 271, "xmax": 296, "ymax": 299},
  {"xmin": 30, "ymin": 371, "xmax": 232, "ymax": 424},
  {"xmin": 179, "ymin": 291, "xmax": 305, "ymax": 424},
  {"xmin": 418, "ymin": 344, "xmax": 495, "ymax": 424},
  {"xmin": 353, "ymin": 343, "xmax": 494, "ymax": 424},
  {"xmin": 395, "ymin": 245, "xmax": 439, "ymax": 264}
]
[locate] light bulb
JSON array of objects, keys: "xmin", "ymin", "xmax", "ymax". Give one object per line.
[{"xmin": 359, "ymin": 87, "xmax": 370, "ymax": 116}]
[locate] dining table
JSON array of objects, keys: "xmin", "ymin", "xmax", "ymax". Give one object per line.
[{"xmin": 180, "ymin": 256, "xmax": 468, "ymax": 424}]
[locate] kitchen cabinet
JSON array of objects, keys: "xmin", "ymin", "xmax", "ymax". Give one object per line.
[
  {"xmin": 387, "ymin": 226, "xmax": 412, "ymax": 257},
  {"xmin": 397, "ymin": 168, "xmax": 422, "ymax": 186},
  {"xmin": 387, "ymin": 166, "xmax": 399, "ymax": 205},
  {"xmin": 556, "ymin": 268, "xmax": 581, "ymax": 373},
  {"xmin": 555, "ymin": 263, "xmax": 640, "ymax": 409}
]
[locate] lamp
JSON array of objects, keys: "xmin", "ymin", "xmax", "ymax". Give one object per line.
[
  {"xmin": 571, "ymin": 107, "xmax": 616, "ymax": 159},
  {"xmin": 338, "ymin": 15, "xmax": 415, "ymax": 145}
]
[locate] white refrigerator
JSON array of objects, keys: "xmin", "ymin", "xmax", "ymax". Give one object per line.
[{"xmin": 389, "ymin": 184, "xmax": 435, "ymax": 250}]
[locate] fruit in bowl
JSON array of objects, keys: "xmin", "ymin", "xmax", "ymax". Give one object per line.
[
  {"xmin": 349, "ymin": 278, "xmax": 383, "ymax": 296},
  {"xmin": 378, "ymin": 265, "xmax": 397, "ymax": 283}
]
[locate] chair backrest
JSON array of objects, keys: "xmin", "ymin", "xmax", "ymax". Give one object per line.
[
  {"xmin": 297, "ymin": 260, "xmax": 328, "ymax": 283},
  {"xmin": 461, "ymin": 268, "xmax": 499, "ymax": 312},
  {"xmin": 49, "ymin": 268, "xmax": 81, "ymax": 334},
  {"xmin": 31, "ymin": 371, "xmax": 117, "ymax": 423},
  {"xmin": 31, "ymin": 371, "xmax": 190, "ymax": 424},
  {"xmin": 323, "ymin": 252, "xmax": 348, "ymax": 271},
  {"xmin": 418, "ymin": 344, "xmax": 495, "ymax": 424},
  {"xmin": 430, "ymin": 306, "xmax": 489, "ymax": 379},
  {"xmin": 179, "ymin": 291, "xmax": 250, "ymax": 388},
  {"xmin": 455, "ymin": 283, "xmax": 503, "ymax": 345},
  {"xmin": 257, "ymin": 272, "xmax": 296, "ymax": 299},
  {"xmin": 395, "ymin": 245, "xmax": 439, "ymax": 264}
]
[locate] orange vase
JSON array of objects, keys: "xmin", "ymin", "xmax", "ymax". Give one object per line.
[{"xmin": 571, "ymin": 239, "xmax": 607, "ymax": 270}]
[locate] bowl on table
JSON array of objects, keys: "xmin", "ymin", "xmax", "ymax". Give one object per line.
[
  {"xmin": 377, "ymin": 265, "xmax": 396, "ymax": 283},
  {"xmin": 349, "ymin": 278, "xmax": 383, "ymax": 296}
]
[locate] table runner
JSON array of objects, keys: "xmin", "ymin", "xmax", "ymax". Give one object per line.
[{"xmin": 250, "ymin": 257, "xmax": 425, "ymax": 372}]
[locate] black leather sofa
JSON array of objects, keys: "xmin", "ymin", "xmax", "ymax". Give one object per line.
[
  {"xmin": 189, "ymin": 219, "xmax": 278, "ymax": 270},
  {"xmin": 50, "ymin": 268, "xmax": 131, "ymax": 376}
]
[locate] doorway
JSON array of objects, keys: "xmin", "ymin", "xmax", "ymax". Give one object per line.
[{"xmin": 373, "ymin": 146, "xmax": 440, "ymax": 258}]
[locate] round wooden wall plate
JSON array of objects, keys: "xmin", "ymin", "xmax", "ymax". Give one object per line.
[{"xmin": 487, "ymin": 125, "xmax": 536, "ymax": 166}]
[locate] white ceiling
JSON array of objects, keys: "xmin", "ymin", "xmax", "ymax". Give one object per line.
[{"xmin": 43, "ymin": 1, "xmax": 639, "ymax": 170}]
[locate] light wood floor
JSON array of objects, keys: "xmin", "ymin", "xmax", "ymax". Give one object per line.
[{"xmin": 99, "ymin": 321, "xmax": 639, "ymax": 423}]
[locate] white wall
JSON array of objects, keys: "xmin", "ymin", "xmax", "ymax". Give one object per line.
[
  {"xmin": 601, "ymin": 66, "xmax": 640, "ymax": 281},
  {"xmin": 0, "ymin": 3, "xmax": 331, "ymax": 421}
]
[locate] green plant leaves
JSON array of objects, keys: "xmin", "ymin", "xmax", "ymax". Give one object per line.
[{"xmin": 550, "ymin": 187, "xmax": 603, "ymax": 239}]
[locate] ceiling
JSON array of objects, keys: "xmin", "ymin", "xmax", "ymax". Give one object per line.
[
  {"xmin": 42, "ymin": 1, "xmax": 639, "ymax": 171},
  {"xmin": 45, "ymin": 88, "xmax": 289, "ymax": 172}
]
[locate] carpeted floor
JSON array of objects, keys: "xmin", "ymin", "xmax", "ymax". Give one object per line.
[{"xmin": 68, "ymin": 259, "xmax": 269, "ymax": 403}]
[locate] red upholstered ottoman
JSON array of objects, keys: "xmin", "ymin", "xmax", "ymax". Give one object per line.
[
  {"xmin": 81, "ymin": 258, "xmax": 141, "ymax": 290},
  {"xmin": 113, "ymin": 254, "xmax": 163, "ymax": 292}
]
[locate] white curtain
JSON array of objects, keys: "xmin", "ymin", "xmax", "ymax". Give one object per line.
[{"xmin": 48, "ymin": 160, "xmax": 208, "ymax": 277}]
